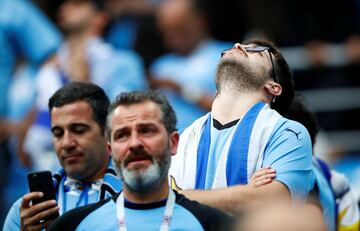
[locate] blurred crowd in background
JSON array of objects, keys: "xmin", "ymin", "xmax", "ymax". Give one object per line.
[{"xmin": 1, "ymin": 0, "xmax": 360, "ymax": 227}]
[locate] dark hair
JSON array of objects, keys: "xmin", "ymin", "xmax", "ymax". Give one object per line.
[
  {"xmin": 285, "ymin": 94, "xmax": 320, "ymax": 145},
  {"xmin": 245, "ymin": 39, "xmax": 295, "ymax": 116},
  {"xmin": 48, "ymin": 82, "xmax": 110, "ymax": 133},
  {"xmin": 107, "ymin": 90, "xmax": 177, "ymax": 138},
  {"xmin": 89, "ymin": 0, "xmax": 105, "ymax": 10}
]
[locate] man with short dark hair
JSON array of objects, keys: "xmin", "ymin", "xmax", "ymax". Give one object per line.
[
  {"xmin": 3, "ymin": 82, "xmax": 122, "ymax": 231},
  {"xmin": 170, "ymin": 39, "xmax": 315, "ymax": 214},
  {"xmin": 48, "ymin": 90, "xmax": 233, "ymax": 231}
]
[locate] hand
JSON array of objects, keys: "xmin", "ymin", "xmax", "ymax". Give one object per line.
[
  {"xmin": 0, "ymin": 119, "xmax": 32, "ymax": 166},
  {"xmin": 249, "ymin": 167, "xmax": 276, "ymax": 188},
  {"xmin": 20, "ymin": 192, "xmax": 59, "ymax": 231},
  {"xmin": 0, "ymin": 119, "xmax": 12, "ymax": 141},
  {"xmin": 16, "ymin": 145, "xmax": 32, "ymax": 167},
  {"xmin": 67, "ymin": 45, "xmax": 89, "ymax": 82}
]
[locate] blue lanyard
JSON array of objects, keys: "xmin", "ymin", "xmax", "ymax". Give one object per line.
[{"xmin": 61, "ymin": 178, "xmax": 91, "ymax": 214}]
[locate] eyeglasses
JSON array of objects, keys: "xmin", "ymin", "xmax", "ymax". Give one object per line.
[{"xmin": 221, "ymin": 46, "xmax": 277, "ymax": 83}]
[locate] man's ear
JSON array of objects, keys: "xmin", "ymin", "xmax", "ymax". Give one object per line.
[
  {"xmin": 169, "ymin": 132, "xmax": 179, "ymax": 156},
  {"xmin": 265, "ymin": 81, "xmax": 282, "ymax": 97},
  {"xmin": 107, "ymin": 142, "xmax": 112, "ymax": 155}
]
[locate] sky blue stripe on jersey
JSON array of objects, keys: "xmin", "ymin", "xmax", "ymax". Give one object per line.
[
  {"xmin": 226, "ymin": 102, "xmax": 265, "ymax": 185},
  {"xmin": 195, "ymin": 115, "xmax": 212, "ymax": 189}
]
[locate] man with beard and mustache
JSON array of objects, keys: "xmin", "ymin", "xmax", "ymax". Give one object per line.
[
  {"xmin": 48, "ymin": 90, "xmax": 233, "ymax": 231},
  {"xmin": 3, "ymin": 82, "xmax": 122, "ymax": 231},
  {"xmin": 169, "ymin": 39, "xmax": 315, "ymax": 215}
]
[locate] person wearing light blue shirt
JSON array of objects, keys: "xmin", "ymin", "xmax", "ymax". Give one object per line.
[
  {"xmin": 150, "ymin": 40, "xmax": 231, "ymax": 130},
  {"xmin": 23, "ymin": 0, "xmax": 147, "ymax": 172},
  {"xmin": 47, "ymin": 90, "xmax": 233, "ymax": 231},
  {"xmin": 0, "ymin": 0, "xmax": 61, "ymax": 227},
  {"xmin": 3, "ymin": 82, "xmax": 122, "ymax": 231},
  {"xmin": 0, "ymin": 0, "xmax": 61, "ymax": 117},
  {"xmin": 284, "ymin": 96, "xmax": 360, "ymax": 231},
  {"xmin": 150, "ymin": 0, "xmax": 232, "ymax": 130},
  {"xmin": 169, "ymin": 39, "xmax": 315, "ymax": 215}
]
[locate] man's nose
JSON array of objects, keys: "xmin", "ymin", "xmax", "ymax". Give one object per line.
[
  {"xmin": 233, "ymin": 43, "xmax": 246, "ymax": 52},
  {"xmin": 61, "ymin": 132, "xmax": 76, "ymax": 150},
  {"xmin": 128, "ymin": 133, "xmax": 144, "ymax": 151},
  {"xmin": 233, "ymin": 43, "xmax": 241, "ymax": 49}
]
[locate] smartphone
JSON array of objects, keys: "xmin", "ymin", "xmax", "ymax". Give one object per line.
[{"xmin": 27, "ymin": 171, "xmax": 59, "ymax": 220}]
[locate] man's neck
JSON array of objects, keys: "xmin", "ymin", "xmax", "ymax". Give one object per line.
[
  {"xmin": 123, "ymin": 181, "xmax": 170, "ymax": 204},
  {"xmin": 212, "ymin": 91, "xmax": 266, "ymax": 124},
  {"xmin": 81, "ymin": 157, "xmax": 109, "ymax": 183},
  {"xmin": 66, "ymin": 31, "xmax": 94, "ymax": 49}
]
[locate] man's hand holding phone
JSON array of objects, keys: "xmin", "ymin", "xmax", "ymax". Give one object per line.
[
  {"xmin": 20, "ymin": 192, "xmax": 59, "ymax": 230},
  {"xmin": 20, "ymin": 171, "xmax": 60, "ymax": 230}
]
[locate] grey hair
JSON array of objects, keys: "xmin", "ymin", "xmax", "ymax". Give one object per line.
[{"xmin": 106, "ymin": 90, "xmax": 177, "ymax": 140}]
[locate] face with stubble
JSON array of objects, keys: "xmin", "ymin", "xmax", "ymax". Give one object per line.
[{"xmin": 51, "ymin": 100, "xmax": 109, "ymax": 182}]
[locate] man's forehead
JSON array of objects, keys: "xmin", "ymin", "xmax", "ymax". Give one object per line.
[
  {"xmin": 51, "ymin": 100, "xmax": 92, "ymax": 112},
  {"xmin": 111, "ymin": 102, "xmax": 162, "ymax": 124},
  {"xmin": 51, "ymin": 101, "xmax": 94, "ymax": 122},
  {"xmin": 117, "ymin": 101, "xmax": 160, "ymax": 114}
]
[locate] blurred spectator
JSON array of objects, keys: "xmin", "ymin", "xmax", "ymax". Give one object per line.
[
  {"xmin": 149, "ymin": 0, "xmax": 231, "ymax": 130},
  {"xmin": 332, "ymin": 153, "xmax": 360, "ymax": 206},
  {"xmin": 104, "ymin": 0, "xmax": 160, "ymax": 50},
  {"xmin": 285, "ymin": 95, "xmax": 360, "ymax": 231},
  {"xmin": 22, "ymin": 0, "xmax": 147, "ymax": 172},
  {"xmin": 104, "ymin": 0, "xmax": 166, "ymax": 68},
  {"xmin": 0, "ymin": 0, "xmax": 61, "ymax": 227},
  {"xmin": 234, "ymin": 202, "xmax": 327, "ymax": 231}
]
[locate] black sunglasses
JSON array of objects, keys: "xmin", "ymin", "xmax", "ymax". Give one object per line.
[{"xmin": 221, "ymin": 46, "xmax": 277, "ymax": 83}]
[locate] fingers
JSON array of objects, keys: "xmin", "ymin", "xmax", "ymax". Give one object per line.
[
  {"xmin": 20, "ymin": 193, "xmax": 59, "ymax": 231},
  {"xmin": 22, "ymin": 200, "xmax": 58, "ymax": 218},
  {"xmin": 25, "ymin": 205, "xmax": 59, "ymax": 226},
  {"xmin": 21, "ymin": 192, "xmax": 43, "ymax": 209},
  {"xmin": 24, "ymin": 218, "xmax": 56, "ymax": 231},
  {"xmin": 250, "ymin": 167, "xmax": 276, "ymax": 188},
  {"xmin": 21, "ymin": 203, "xmax": 59, "ymax": 231},
  {"xmin": 252, "ymin": 167, "xmax": 276, "ymax": 178},
  {"xmin": 41, "ymin": 219, "xmax": 56, "ymax": 230},
  {"xmin": 253, "ymin": 177, "xmax": 273, "ymax": 187}
]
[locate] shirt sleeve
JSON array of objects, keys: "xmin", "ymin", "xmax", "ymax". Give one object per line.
[
  {"xmin": 7, "ymin": 0, "xmax": 62, "ymax": 65},
  {"xmin": 3, "ymin": 198, "xmax": 22, "ymax": 231},
  {"xmin": 263, "ymin": 118, "xmax": 315, "ymax": 201}
]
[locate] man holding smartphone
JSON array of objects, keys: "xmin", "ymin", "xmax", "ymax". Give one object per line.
[
  {"xmin": 48, "ymin": 90, "xmax": 233, "ymax": 230},
  {"xmin": 3, "ymin": 82, "xmax": 122, "ymax": 230}
]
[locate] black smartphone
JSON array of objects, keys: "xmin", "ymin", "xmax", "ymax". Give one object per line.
[{"xmin": 27, "ymin": 171, "xmax": 59, "ymax": 220}]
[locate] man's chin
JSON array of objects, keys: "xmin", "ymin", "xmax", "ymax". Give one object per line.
[{"xmin": 65, "ymin": 166, "xmax": 87, "ymax": 180}]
